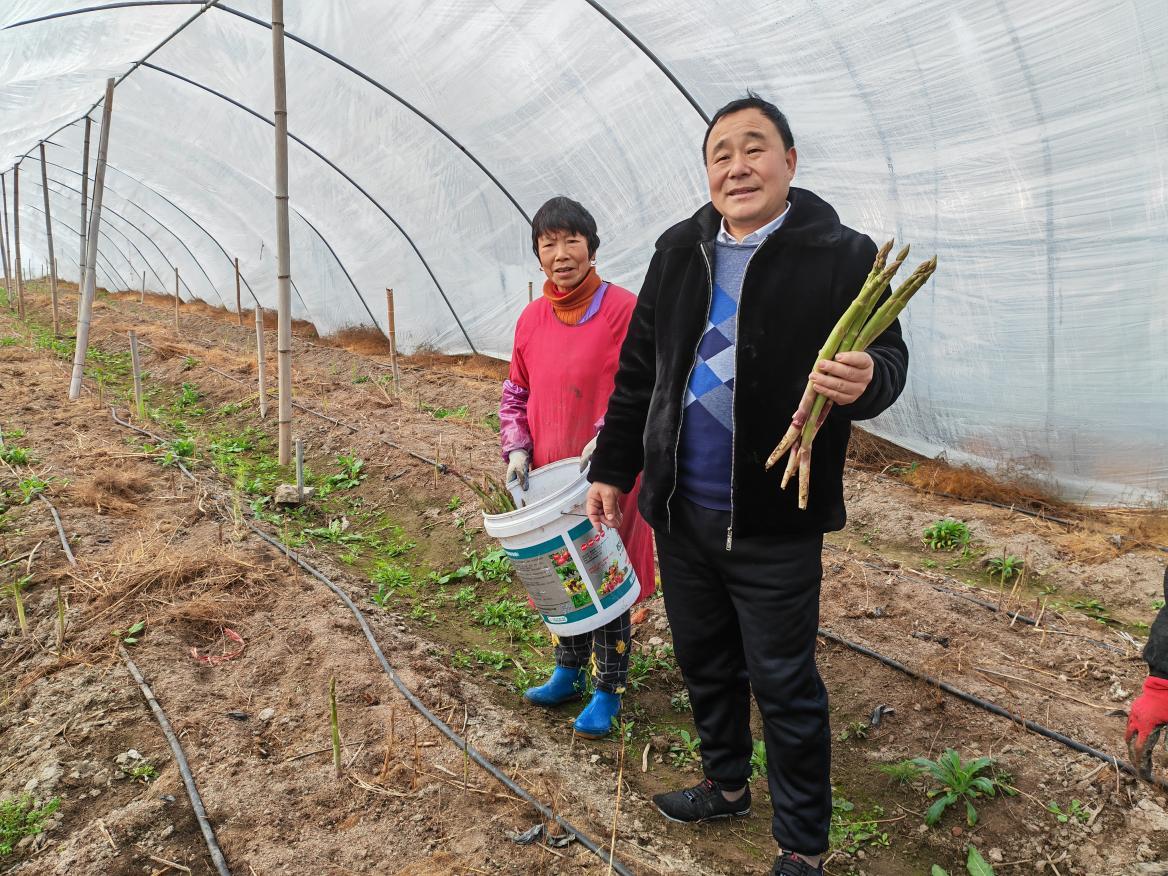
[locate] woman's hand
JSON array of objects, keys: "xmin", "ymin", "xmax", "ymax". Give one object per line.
[{"xmin": 506, "ymin": 450, "xmax": 530, "ymax": 491}]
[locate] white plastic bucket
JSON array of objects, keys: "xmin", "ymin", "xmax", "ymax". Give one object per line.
[{"xmin": 482, "ymin": 458, "xmax": 640, "ymax": 637}]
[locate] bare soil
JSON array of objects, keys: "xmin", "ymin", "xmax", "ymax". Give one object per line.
[{"xmin": 2, "ymin": 281, "xmax": 1167, "ymax": 876}]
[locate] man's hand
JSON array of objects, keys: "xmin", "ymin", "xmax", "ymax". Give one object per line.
[
  {"xmin": 1127, "ymin": 676, "xmax": 1168, "ymax": 779},
  {"xmin": 506, "ymin": 450, "xmax": 530, "ymax": 491},
  {"xmin": 586, "ymin": 482, "xmax": 624, "ymax": 529},
  {"xmin": 810, "ymin": 351, "xmax": 873, "ymax": 406}
]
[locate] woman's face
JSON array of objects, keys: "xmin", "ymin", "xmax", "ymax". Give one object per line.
[{"xmin": 537, "ymin": 229, "xmax": 592, "ymax": 290}]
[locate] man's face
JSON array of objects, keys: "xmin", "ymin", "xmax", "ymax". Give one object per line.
[{"xmin": 705, "ymin": 108, "xmax": 797, "ymax": 238}]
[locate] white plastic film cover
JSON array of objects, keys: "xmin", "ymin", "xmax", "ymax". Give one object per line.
[{"xmin": 1, "ymin": 1, "xmax": 1165, "ymax": 505}]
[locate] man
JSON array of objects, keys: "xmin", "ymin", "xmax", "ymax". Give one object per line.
[
  {"xmin": 584, "ymin": 94, "xmax": 909, "ymax": 875},
  {"xmin": 1128, "ymin": 567, "xmax": 1168, "ymax": 780}
]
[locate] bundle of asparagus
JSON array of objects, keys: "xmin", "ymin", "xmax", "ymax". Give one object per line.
[
  {"xmin": 765, "ymin": 240, "xmax": 937, "ymax": 509},
  {"xmin": 470, "ymin": 472, "xmax": 519, "ymax": 515}
]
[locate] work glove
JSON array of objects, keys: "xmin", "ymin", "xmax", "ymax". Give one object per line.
[
  {"xmin": 506, "ymin": 449, "xmax": 530, "ymax": 491},
  {"xmin": 1127, "ymin": 676, "xmax": 1168, "ymax": 780},
  {"xmin": 579, "ymin": 435, "xmax": 598, "ymax": 473}
]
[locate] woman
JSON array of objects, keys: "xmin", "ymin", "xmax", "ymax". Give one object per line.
[{"xmin": 499, "ymin": 196, "xmax": 654, "ymax": 739}]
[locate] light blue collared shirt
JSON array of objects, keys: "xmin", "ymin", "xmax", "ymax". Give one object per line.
[{"xmin": 716, "ymin": 201, "xmax": 791, "ymax": 246}]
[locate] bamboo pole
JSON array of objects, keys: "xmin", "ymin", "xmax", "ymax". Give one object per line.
[
  {"xmin": 69, "ymin": 79, "xmax": 116, "ymax": 401},
  {"xmin": 272, "ymin": 0, "xmax": 293, "ymax": 465},
  {"xmin": 13, "ymin": 165, "xmax": 24, "ymax": 319},
  {"xmin": 129, "ymin": 330, "xmax": 145, "ymax": 421},
  {"xmin": 80, "ymin": 116, "xmax": 91, "ymax": 290},
  {"xmin": 528, "ymin": 280, "xmax": 533, "ymax": 303},
  {"xmin": 140, "ymin": 270, "xmax": 145, "ymax": 304},
  {"xmin": 173, "ymin": 266, "xmax": 180, "ymax": 331},
  {"xmin": 255, "ymin": 305, "xmax": 268, "ymax": 419},
  {"xmin": 39, "ymin": 144, "xmax": 60, "ymax": 336},
  {"xmin": 385, "ymin": 287, "xmax": 400, "ymax": 394},
  {"xmin": 234, "ymin": 257, "xmax": 242, "ymax": 326},
  {"xmin": 0, "ymin": 173, "xmax": 10, "ymax": 294}
]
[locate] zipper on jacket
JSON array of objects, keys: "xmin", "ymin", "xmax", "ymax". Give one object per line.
[
  {"xmin": 665, "ymin": 243, "xmax": 714, "ymax": 535},
  {"xmin": 725, "ymin": 234, "xmax": 775, "ymax": 552}
]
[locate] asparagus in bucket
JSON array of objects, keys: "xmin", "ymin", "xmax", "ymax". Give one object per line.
[{"xmin": 765, "ymin": 240, "xmax": 937, "ymax": 509}]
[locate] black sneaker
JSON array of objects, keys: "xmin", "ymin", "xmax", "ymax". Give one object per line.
[
  {"xmin": 652, "ymin": 778, "xmax": 751, "ymax": 823},
  {"xmin": 773, "ymin": 852, "xmax": 824, "ymax": 875}
]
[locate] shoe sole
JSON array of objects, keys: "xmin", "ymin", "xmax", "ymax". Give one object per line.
[
  {"xmin": 653, "ymin": 803, "xmax": 751, "ymax": 824},
  {"xmin": 523, "ymin": 693, "xmax": 584, "ymax": 707},
  {"xmin": 572, "ymin": 728, "xmax": 610, "ymax": 739}
]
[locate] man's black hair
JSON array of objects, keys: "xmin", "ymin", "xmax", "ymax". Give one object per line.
[
  {"xmin": 531, "ymin": 196, "xmax": 600, "ymax": 258},
  {"xmin": 702, "ymin": 92, "xmax": 795, "ymax": 161}
]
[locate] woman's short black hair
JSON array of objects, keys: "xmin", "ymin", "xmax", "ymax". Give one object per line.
[{"xmin": 531, "ymin": 196, "xmax": 600, "ymax": 258}]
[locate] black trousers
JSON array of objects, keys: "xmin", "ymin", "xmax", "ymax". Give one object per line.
[{"xmin": 656, "ymin": 497, "xmax": 830, "ymax": 855}]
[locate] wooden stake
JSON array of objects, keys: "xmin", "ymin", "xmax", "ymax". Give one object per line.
[
  {"xmin": 80, "ymin": 116, "xmax": 91, "ymax": 289},
  {"xmin": 329, "ymin": 677, "xmax": 342, "ymax": 777},
  {"xmin": 528, "ymin": 280, "xmax": 533, "ymax": 303},
  {"xmin": 12, "ymin": 164, "xmax": 24, "ymax": 319},
  {"xmin": 255, "ymin": 305, "xmax": 268, "ymax": 419},
  {"xmin": 140, "ymin": 270, "xmax": 145, "ymax": 304},
  {"xmin": 39, "ymin": 144, "xmax": 60, "ymax": 336},
  {"xmin": 385, "ymin": 287, "xmax": 400, "ymax": 393},
  {"xmin": 295, "ymin": 438, "xmax": 304, "ymax": 501},
  {"xmin": 234, "ymin": 257, "xmax": 242, "ymax": 326},
  {"xmin": 129, "ymin": 330, "xmax": 145, "ymax": 421},
  {"xmin": 173, "ymin": 267, "xmax": 179, "ymax": 331},
  {"xmin": 70, "ymin": 79, "xmax": 115, "ymax": 401},
  {"xmin": 272, "ymin": 0, "xmax": 294, "ymax": 465},
  {"xmin": 0, "ymin": 173, "xmax": 11, "ymax": 292}
]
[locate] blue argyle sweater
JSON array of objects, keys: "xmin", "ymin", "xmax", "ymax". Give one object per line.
[{"xmin": 676, "ymin": 240, "xmax": 757, "ymax": 510}]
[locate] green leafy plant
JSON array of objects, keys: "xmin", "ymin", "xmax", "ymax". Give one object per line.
[
  {"xmin": 217, "ymin": 402, "xmax": 243, "ymax": 417},
  {"xmin": 668, "ymin": 729, "xmax": 701, "ymax": 768},
  {"xmin": 370, "ymin": 564, "xmax": 411, "ymax": 606},
  {"xmin": 326, "ymin": 454, "xmax": 366, "ymax": 490},
  {"xmin": 456, "ymin": 548, "xmax": 513, "ymax": 585},
  {"xmin": 750, "ymin": 739, "xmax": 767, "ymax": 782},
  {"xmin": 128, "ymin": 763, "xmax": 157, "ymax": 783},
  {"xmin": 1153, "ymin": 598, "xmax": 1166, "ymax": 611},
  {"xmin": 627, "ymin": 649, "xmax": 675, "ymax": 691},
  {"xmin": 446, "ymin": 495, "xmax": 462, "ymax": 511},
  {"xmin": 17, "ymin": 476, "xmax": 50, "ymax": 504},
  {"xmin": 829, "ymin": 796, "xmax": 890, "ymax": 855},
  {"xmin": 923, "ymin": 519, "xmax": 972, "ymax": 551},
  {"xmin": 474, "ymin": 598, "xmax": 533, "ymax": 632},
  {"xmin": 114, "ymin": 620, "xmax": 146, "ymax": 645},
  {"xmin": 910, "ymin": 749, "xmax": 1008, "ymax": 827},
  {"xmin": 1066, "ymin": 598, "xmax": 1112, "ymax": 624},
  {"xmin": 452, "ymin": 586, "xmax": 477, "ymax": 609},
  {"xmin": 409, "ymin": 603, "xmax": 436, "ymax": 624},
  {"xmin": 0, "ymin": 795, "xmax": 60, "ymax": 856},
  {"xmin": 986, "ymin": 553, "xmax": 1023, "ymax": 582},
  {"xmin": 838, "ymin": 720, "xmax": 870, "ymax": 742},
  {"xmin": 0, "ymin": 445, "xmax": 31, "ymax": 466},
  {"xmin": 450, "ymin": 650, "xmax": 473, "ymax": 670},
  {"xmin": 669, "ymin": 689, "xmax": 691, "ymax": 713},
  {"xmin": 472, "ymin": 648, "xmax": 509, "ymax": 671},
  {"xmin": 159, "ymin": 437, "xmax": 195, "ymax": 467},
  {"xmin": 1047, "ymin": 798, "xmax": 1089, "ymax": 824},
  {"xmin": 933, "ymin": 846, "xmax": 997, "ymax": 876}
]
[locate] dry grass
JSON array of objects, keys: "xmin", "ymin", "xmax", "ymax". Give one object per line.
[
  {"xmin": 69, "ymin": 464, "xmax": 149, "ymax": 514},
  {"xmin": 400, "ymin": 348, "xmax": 509, "ymax": 381},
  {"xmin": 319, "ymin": 325, "xmax": 394, "ymax": 356},
  {"xmin": 69, "ymin": 528, "xmax": 269, "ymax": 643}
]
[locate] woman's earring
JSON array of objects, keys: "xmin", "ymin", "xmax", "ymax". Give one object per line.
[{"xmin": 590, "ymin": 259, "xmax": 597, "ymax": 266}]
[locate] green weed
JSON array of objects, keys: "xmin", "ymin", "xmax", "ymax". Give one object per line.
[
  {"xmin": 909, "ymin": 749, "xmax": 1012, "ymax": 827},
  {"xmin": 668, "ymin": 729, "xmax": 701, "ymax": 768},
  {"xmin": 0, "ymin": 795, "xmax": 60, "ymax": 856},
  {"xmin": 750, "ymin": 739, "xmax": 767, "ymax": 782},
  {"xmin": 829, "ymin": 795, "xmax": 890, "ymax": 855},
  {"xmin": 923, "ymin": 519, "xmax": 972, "ymax": 551},
  {"xmin": 986, "ymin": 553, "xmax": 1023, "ymax": 582}
]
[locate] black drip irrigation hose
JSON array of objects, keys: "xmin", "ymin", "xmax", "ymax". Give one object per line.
[
  {"xmin": 817, "ymin": 627, "xmax": 1168, "ymax": 792},
  {"xmin": 37, "ymin": 494, "xmax": 77, "ymax": 567},
  {"xmin": 120, "ymin": 646, "xmax": 232, "ymax": 876},
  {"xmin": 101, "ymin": 408, "xmax": 636, "ymax": 875},
  {"xmin": 242, "ymin": 519, "xmax": 636, "ymax": 876}
]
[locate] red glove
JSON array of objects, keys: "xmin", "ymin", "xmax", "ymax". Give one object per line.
[{"xmin": 1127, "ymin": 676, "xmax": 1168, "ymax": 779}]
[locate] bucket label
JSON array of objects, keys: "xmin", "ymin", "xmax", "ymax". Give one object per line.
[
  {"xmin": 503, "ymin": 519, "xmax": 637, "ymax": 629},
  {"xmin": 568, "ymin": 519, "xmax": 636, "ymax": 608}
]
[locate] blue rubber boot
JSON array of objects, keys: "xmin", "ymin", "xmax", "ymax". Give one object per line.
[
  {"xmin": 523, "ymin": 666, "xmax": 587, "ymax": 707},
  {"xmin": 573, "ymin": 690, "xmax": 622, "ymax": 738}
]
